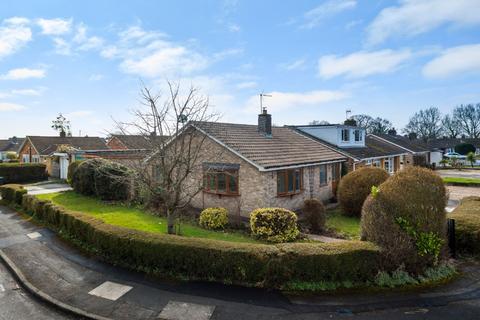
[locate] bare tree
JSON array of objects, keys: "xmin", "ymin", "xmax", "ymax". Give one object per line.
[
  {"xmin": 442, "ymin": 114, "xmax": 461, "ymax": 138},
  {"xmin": 453, "ymin": 104, "xmax": 480, "ymax": 138},
  {"xmin": 403, "ymin": 107, "xmax": 442, "ymax": 140},
  {"xmin": 115, "ymin": 81, "xmax": 219, "ymax": 234},
  {"xmin": 351, "ymin": 114, "xmax": 393, "ymax": 134}
]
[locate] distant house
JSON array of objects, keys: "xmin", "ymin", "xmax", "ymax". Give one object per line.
[
  {"xmin": 107, "ymin": 134, "xmax": 169, "ymax": 150},
  {"xmin": 293, "ymin": 124, "xmax": 408, "ymax": 174},
  {"xmin": 370, "ymin": 134, "xmax": 442, "ymax": 167},
  {"xmin": 18, "ymin": 136, "xmax": 108, "ymax": 179},
  {"xmin": 167, "ymin": 111, "xmax": 347, "ymax": 217},
  {"xmin": 426, "ymin": 138, "xmax": 480, "ymax": 155},
  {"xmin": 0, "ymin": 137, "xmax": 24, "ymax": 161}
]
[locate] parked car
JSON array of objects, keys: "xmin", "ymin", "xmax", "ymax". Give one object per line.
[{"xmin": 444, "ymin": 152, "xmax": 467, "ymax": 159}]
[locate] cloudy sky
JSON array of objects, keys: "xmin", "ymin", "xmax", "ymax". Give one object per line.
[{"xmin": 1, "ymin": 0, "xmax": 480, "ymax": 138}]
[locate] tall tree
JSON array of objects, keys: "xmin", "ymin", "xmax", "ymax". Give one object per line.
[
  {"xmin": 403, "ymin": 107, "xmax": 442, "ymax": 140},
  {"xmin": 51, "ymin": 113, "xmax": 71, "ymax": 137},
  {"xmin": 453, "ymin": 103, "xmax": 480, "ymax": 138},
  {"xmin": 442, "ymin": 114, "xmax": 461, "ymax": 138},
  {"xmin": 351, "ymin": 114, "xmax": 393, "ymax": 134},
  {"xmin": 115, "ymin": 81, "xmax": 220, "ymax": 234}
]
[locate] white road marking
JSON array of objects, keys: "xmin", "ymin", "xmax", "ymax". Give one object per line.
[
  {"xmin": 26, "ymin": 232, "xmax": 42, "ymax": 239},
  {"xmin": 0, "ymin": 284, "xmax": 5, "ymax": 292},
  {"xmin": 88, "ymin": 281, "xmax": 132, "ymax": 301},
  {"xmin": 158, "ymin": 301, "xmax": 215, "ymax": 320}
]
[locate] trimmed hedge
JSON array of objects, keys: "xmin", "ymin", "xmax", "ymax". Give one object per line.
[
  {"xmin": 0, "ymin": 184, "xmax": 27, "ymax": 205},
  {"xmin": 0, "ymin": 163, "xmax": 47, "ymax": 184},
  {"xmin": 199, "ymin": 207, "xmax": 229, "ymax": 230},
  {"xmin": 1, "ymin": 185, "xmax": 381, "ymax": 288},
  {"xmin": 250, "ymin": 208, "xmax": 299, "ymax": 243},
  {"xmin": 67, "ymin": 160, "xmax": 83, "ymax": 184},
  {"xmin": 338, "ymin": 167, "xmax": 389, "ymax": 217},
  {"xmin": 450, "ymin": 197, "xmax": 480, "ymax": 255}
]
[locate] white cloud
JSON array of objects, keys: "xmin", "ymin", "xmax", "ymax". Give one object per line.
[
  {"xmin": 367, "ymin": 0, "xmax": 480, "ymax": 45},
  {"xmin": 37, "ymin": 18, "xmax": 72, "ymax": 35},
  {"xmin": 89, "ymin": 74, "xmax": 104, "ymax": 81},
  {"xmin": 301, "ymin": 0, "xmax": 356, "ymax": 29},
  {"xmin": 52, "ymin": 37, "xmax": 71, "ymax": 55},
  {"xmin": 245, "ymin": 90, "xmax": 348, "ymax": 113},
  {"xmin": 423, "ymin": 44, "xmax": 480, "ymax": 79},
  {"xmin": 236, "ymin": 81, "xmax": 257, "ymax": 89},
  {"xmin": 0, "ymin": 17, "xmax": 32, "ymax": 59},
  {"xmin": 0, "ymin": 102, "xmax": 26, "ymax": 111},
  {"xmin": 73, "ymin": 23, "xmax": 104, "ymax": 51},
  {"xmin": 228, "ymin": 24, "xmax": 241, "ymax": 32},
  {"xmin": 318, "ymin": 49, "xmax": 412, "ymax": 79},
  {"xmin": 105, "ymin": 25, "xmax": 208, "ymax": 78},
  {"xmin": 0, "ymin": 68, "xmax": 46, "ymax": 80},
  {"xmin": 281, "ymin": 58, "xmax": 306, "ymax": 71},
  {"xmin": 213, "ymin": 48, "xmax": 243, "ymax": 60},
  {"xmin": 11, "ymin": 88, "xmax": 44, "ymax": 96}
]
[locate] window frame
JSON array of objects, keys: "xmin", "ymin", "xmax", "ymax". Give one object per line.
[
  {"xmin": 203, "ymin": 168, "xmax": 239, "ymax": 196},
  {"xmin": 341, "ymin": 129, "xmax": 350, "ymax": 142},
  {"xmin": 319, "ymin": 164, "xmax": 328, "ymax": 186},
  {"xmin": 277, "ymin": 168, "xmax": 303, "ymax": 196},
  {"xmin": 354, "ymin": 129, "xmax": 362, "ymax": 142}
]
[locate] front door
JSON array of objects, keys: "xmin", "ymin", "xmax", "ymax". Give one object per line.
[{"xmin": 59, "ymin": 156, "xmax": 69, "ymax": 180}]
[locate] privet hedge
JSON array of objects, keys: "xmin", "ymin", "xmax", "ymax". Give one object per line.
[
  {"xmin": 338, "ymin": 167, "xmax": 389, "ymax": 217},
  {"xmin": 1, "ymin": 185, "xmax": 381, "ymax": 288},
  {"xmin": 450, "ymin": 197, "xmax": 480, "ymax": 255},
  {"xmin": 70, "ymin": 158, "xmax": 132, "ymax": 201},
  {"xmin": 0, "ymin": 163, "xmax": 47, "ymax": 184},
  {"xmin": 0, "ymin": 184, "xmax": 27, "ymax": 205}
]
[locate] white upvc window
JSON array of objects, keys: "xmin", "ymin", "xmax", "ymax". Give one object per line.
[
  {"xmin": 384, "ymin": 157, "xmax": 394, "ymax": 174},
  {"xmin": 32, "ymin": 155, "xmax": 40, "ymax": 163},
  {"xmin": 354, "ymin": 129, "xmax": 362, "ymax": 142},
  {"xmin": 22, "ymin": 154, "xmax": 30, "ymax": 163},
  {"xmin": 341, "ymin": 129, "xmax": 350, "ymax": 142}
]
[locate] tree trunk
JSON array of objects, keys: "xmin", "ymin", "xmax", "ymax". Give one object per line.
[{"xmin": 167, "ymin": 208, "xmax": 175, "ymax": 234}]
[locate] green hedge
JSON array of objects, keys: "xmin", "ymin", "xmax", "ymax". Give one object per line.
[
  {"xmin": 1, "ymin": 185, "xmax": 381, "ymax": 288},
  {"xmin": 0, "ymin": 163, "xmax": 47, "ymax": 184},
  {"xmin": 450, "ymin": 197, "xmax": 480, "ymax": 255},
  {"xmin": 0, "ymin": 184, "xmax": 27, "ymax": 205}
]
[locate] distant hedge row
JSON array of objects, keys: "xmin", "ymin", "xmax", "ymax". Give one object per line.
[
  {"xmin": 1, "ymin": 184, "xmax": 381, "ymax": 288},
  {"xmin": 0, "ymin": 163, "xmax": 47, "ymax": 184}
]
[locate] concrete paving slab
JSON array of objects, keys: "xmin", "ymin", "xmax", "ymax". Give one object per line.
[
  {"xmin": 27, "ymin": 232, "xmax": 42, "ymax": 239},
  {"xmin": 88, "ymin": 281, "xmax": 133, "ymax": 301},
  {"xmin": 158, "ymin": 301, "xmax": 215, "ymax": 320}
]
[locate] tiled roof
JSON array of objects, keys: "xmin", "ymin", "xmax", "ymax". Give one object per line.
[
  {"xmin": 0, "ymin": 138, "xmax": 25, "ymax": 153},
  {"xmin": 343, "ymin": 136, "xmax": 408, "ymax": 160},
  {"xmin": 193, "ymin": 122, "xmax": 346, "ymax": 170},
  {"xmin": 110, "ymin": 134, "xmax": 170, "ymax": 149},
  {"xmin": 372, "ymin": 134, "xmax": 431, "ymax": 153},
  {"xmin": 27, "ymin": 136, "xmax": 108, "ymax": 155}
]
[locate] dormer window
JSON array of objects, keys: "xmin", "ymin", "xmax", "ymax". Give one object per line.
[
  {"xmin": 354, "ymin": 129, "xmax": 362, "ymax": 142},
  {"xmin": 341, "ymin": 129, "xmax": 350, "ymax": 142}
]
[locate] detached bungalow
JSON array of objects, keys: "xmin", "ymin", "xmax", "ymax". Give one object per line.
[
  {"xmin": 371, "ymin": 134, "xmax": 441, "ymax": 167},
  {"xmin": 18, "ymin": 135, "xmax": 108, "ymax": 179},
  {"xmin": 293, "ymin": 124, "xmax": 408, "ymax": 174},
  {"xmin": 179, "ymin": 111, "xmax": 347, "ymax": 217},
  {"xmin": 0, "ymin": 137, "xmax": 24, "ymax": 161},
  {"xmin": 107, "ymin": 134, "xmax": 170, "ymax": 150}
]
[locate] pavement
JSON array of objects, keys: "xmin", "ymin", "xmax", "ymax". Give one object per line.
[
  {"xmin": 3, "ymin": 205, "xmax": 480, "ymax": 319},
  {"xmin": 24, "ymin": 182, "xmax": 72, "ymax": 195},
  {"xmin": 438, "ymin": 169, "xmax": 480, "ymax": 180}
]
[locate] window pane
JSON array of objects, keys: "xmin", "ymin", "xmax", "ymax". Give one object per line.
[
  {"xmin": 209, "ymin": 173, "xmax": 216, "ymax": 190},
  {"xmin": 295, "ymin": 170, "xmax": 301, "ymax": 191},
  {"xmin": 320, "ymin": 165, "xmax": 326, "ymax": 184},
  {"xmin": 229, "ymin": 174, "xmax": 237, "ymax": 193},
  {"xmin": 217, "ymin": 173, "xmax": 226, "ymax": 191},
  {"xmin": 277, "ymin": 172, "xmax": 285, "ymax": 193},
  {"xmin": 287, "ymin": 170, "xmax": 294, "ymax": 192}
]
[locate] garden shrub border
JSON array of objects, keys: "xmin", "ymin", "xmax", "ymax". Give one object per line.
[
  {"xmin": 0, "ymin": 163, "xmax": 47, "ymax": 184},
  {"xmin": 1, "ymin": 185, "xmax": 381, "ymax": 288}
]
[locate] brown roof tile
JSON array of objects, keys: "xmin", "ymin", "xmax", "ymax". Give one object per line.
[
  {"xmin": 27, "ymin": 136, "xmax": 108, "ymax": 155},
  {"xmin": 110, "ymin": 134, "xmax": 170, "ymax": 150},
  {"xmin": 193, "ymin": 122, "xmax": 346, "ymax": 170}
]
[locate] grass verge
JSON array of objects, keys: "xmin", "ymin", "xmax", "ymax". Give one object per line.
[
  {"xmin": 36, "ymin": 191, "xmax": 259, "ymax": 243},
  {"xmin": 443, "ymin": 177, "xmax": 480, "ymax": 186}
]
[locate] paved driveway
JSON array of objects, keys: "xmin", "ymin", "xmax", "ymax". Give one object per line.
[
  {"xmin": 24, "ymin": 182, "xmax": 72, "ymax": 195},
  {"xmin": 438, "ymin": 169, "xmax": 480, "ymax": 179}
]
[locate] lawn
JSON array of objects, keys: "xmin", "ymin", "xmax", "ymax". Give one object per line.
[
  {"xmin": 325, "ymin": 207, "xmax": 361, "ymax": 240},
  {"xmin": 443, "ymin": 177, "xmax": 480, "ymax": 185},
  {"xmin": 36, "ymin": 191, "xmax": 258, "ymax": 243}
]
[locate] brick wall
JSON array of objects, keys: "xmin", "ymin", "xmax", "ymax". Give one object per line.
[
  {"xmin": 106, "ymin": 137, "xmax": 128, "ymax": 150},
  {"xmin": 18, "ymin": 140, "xmax": 38, "ymax": 163}
]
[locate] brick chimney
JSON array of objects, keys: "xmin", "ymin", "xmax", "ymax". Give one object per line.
[{"xmin": 258, "ymin": 109, "xmax": 272, "ymax": 137}]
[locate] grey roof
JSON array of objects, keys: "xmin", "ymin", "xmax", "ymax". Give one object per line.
[
  {"xmin": 193, "ymin": 122, "xmax": 346, "ymax": 170},
  {"xmin": 0, "ymin": 137, "xmax": 25, "ymax": 153},
  {"xmin": 26, "ymin": 136, "xmax": 108, "ymax": 155},
  {"xmin": 372, "ymin": 134, "xmax": 431, "ymax": 153},
  {"xmin": 344, "ymin": 136, "xmax": 408, "ymax": 160}
]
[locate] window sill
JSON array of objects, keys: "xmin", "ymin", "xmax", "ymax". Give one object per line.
[
  {"xmin": 203, "ymin": 190, "xmax": 240, "ymax": 197},
  {"xmin": 276, "ymin": 190, "xmax": 303, "ymax": 198}
]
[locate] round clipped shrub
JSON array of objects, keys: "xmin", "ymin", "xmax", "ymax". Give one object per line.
[
  {"xmin": 250, "ymin": 208, "xmax": 299, "ymax": 243},
  {"xmin": 338, "ymin": 167, "xmax": 389, "ymax": 217},
  {"xmin": 71, "ymin": 159, "xmax": 102, "ymax": 195},
  {"xmin": 301, "ymin": 199, "xmax": 326, "ymax": 233},
  {"xmin": 94, "ymin": 160, "xmax": 131, "ymax": 201},
  {"xmin": 199, "ymin": 207, "xmax": 229, "ymax": 230},
  {"xmin": 361, "ymin": 166, "xmax": 447, "ymax": 273}
]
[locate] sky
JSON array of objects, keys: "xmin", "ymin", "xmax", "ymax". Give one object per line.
[{"xmin": 1, "ymin": 0, "xmax": 480, "ymax": 138}]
